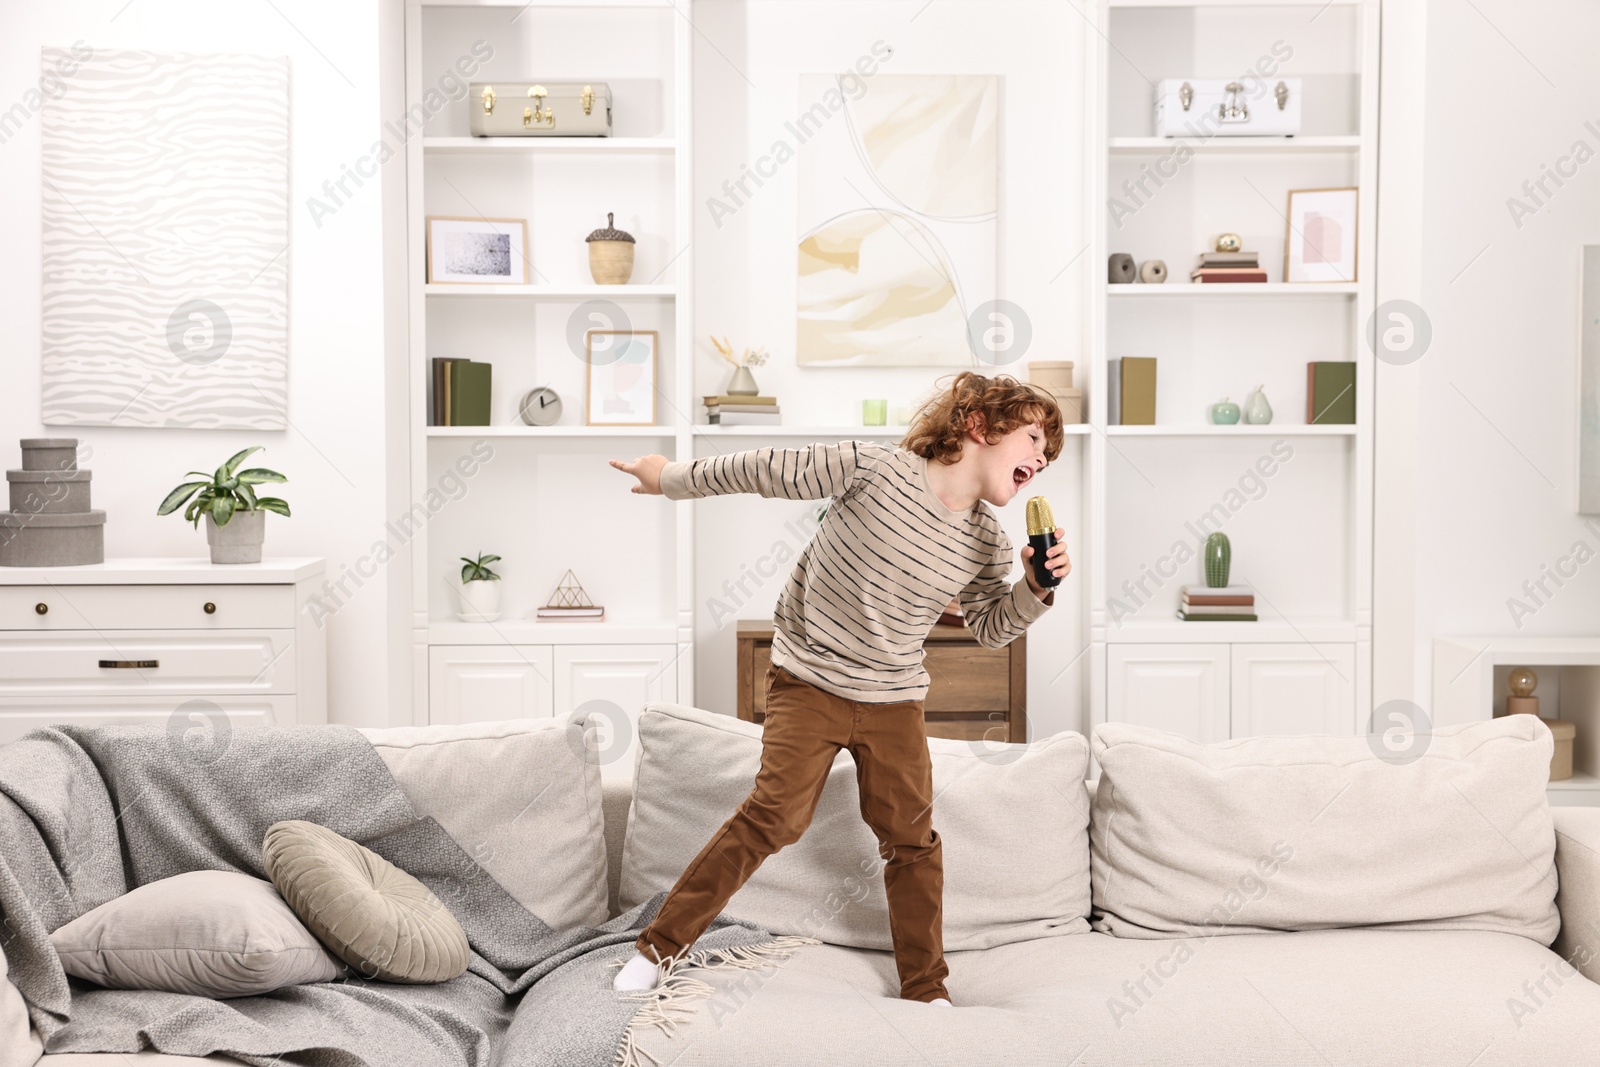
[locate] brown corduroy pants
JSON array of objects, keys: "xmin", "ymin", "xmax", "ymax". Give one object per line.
[{"xmin": 635, "ymin": 663, "xmax": 950, "ymax": 1003}]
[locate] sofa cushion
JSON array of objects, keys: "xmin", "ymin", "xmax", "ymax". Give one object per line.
[
  {"xmin": 359, "ymin": 719, "xmax": 607, "ymax": 930},
  {"xmin": 616, "ymin": 700, "xmax": 1090, "ymax": 952},
  {"xmin": 622, "ymin": 927, "xmax": 1600, "ymax": 1066},
  {"xmin": 263, "ymin": 820, "xmax": 470, "ymax": 984},
  {"xmin": 48, "ymin": 869, "xmax": 343, "ymax": 998},
  {"xmin": 1090, "ymin": 716, "xmax": 1560, "ymax": 942}
]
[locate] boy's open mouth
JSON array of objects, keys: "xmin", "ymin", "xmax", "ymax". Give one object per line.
[{"xmin": 1013, "ymin": 464, "xmax": 1033, "ymax": 490}]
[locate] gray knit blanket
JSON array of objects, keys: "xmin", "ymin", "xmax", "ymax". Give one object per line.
[{"xmin": 0, "ymin": 721, "xmax": 819, "ymax": 1067}]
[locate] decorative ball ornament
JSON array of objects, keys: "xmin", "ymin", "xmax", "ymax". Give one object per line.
[
  {"xmin": 1108, "ymin": 253, "xmax": 1136, "ymax": 284},
  {"xmin": 1215, "ymin": 233, "xmax": 1242, "ymax": 253},
  {"xmin": 1139, "ymin": 259, "xmax": 1168, "ymax": 283}
]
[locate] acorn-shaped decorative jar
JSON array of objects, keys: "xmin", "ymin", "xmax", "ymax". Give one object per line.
[{"xmin": 586, "ymin": 212, "xmax": 635, "ymax": 285}]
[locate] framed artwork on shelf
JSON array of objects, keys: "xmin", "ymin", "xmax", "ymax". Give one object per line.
[
  {"xmin": 1284, "ymin": 188, "xmax": 1358, "ymax": 283},
  {"xmin": 426, "ymin": 216, "xmax": 529, "ymax": 284},
  {"xmin": 585, "ymin": 330, "xmax": 658, "ymax": 426}
]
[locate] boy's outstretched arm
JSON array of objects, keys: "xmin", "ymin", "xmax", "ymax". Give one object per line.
[
  {"xmin": 959, "ymin": 526, "xmax": 1068, "ymax": 648},
  {"xmin": 611, "ymin": 440, "xmax": 875, "ymax": 501}
]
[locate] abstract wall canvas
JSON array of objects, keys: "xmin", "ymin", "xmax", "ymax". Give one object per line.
[
  {"xmin": 1580, "ymin": 246, "xmax": 1600, "ymax": 514},
  {"xmin": 40, "ymin": 48, "xmax": 289, "ymax": 428},
  {"xmin": 797, "ymin": 74, "xmax": 998, "ymax": 366}
]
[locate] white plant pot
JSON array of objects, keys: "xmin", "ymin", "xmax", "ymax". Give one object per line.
[
  {"xmin": 205, "ymin": 509, "xmax": 266, "ymax": 564},
  {"xmin": 457, "ymin": 578, "xmax": 501, "ymax": 622}
]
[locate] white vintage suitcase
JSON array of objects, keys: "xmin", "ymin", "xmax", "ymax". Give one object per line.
[
  {"xmin": 1154, "ymin": 78, "xmax": 1302, "ymax": 137},
  {"xmin": 469, "ymin": 82, "xmax": 612, "ymax": 137}
]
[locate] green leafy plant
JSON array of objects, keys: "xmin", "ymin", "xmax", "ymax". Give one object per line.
[
  {"xmin": 157, "ymin": 446, "xmax": 290, "ymax": 528},
  {"xmin": 460, "ymin": 552, "xmax": 501, "ymax": 583}
]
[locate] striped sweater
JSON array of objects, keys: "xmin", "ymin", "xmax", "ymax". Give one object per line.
[{"xmin": 659, "ymin": 440, "xmax": 1052, "ymax": 704}]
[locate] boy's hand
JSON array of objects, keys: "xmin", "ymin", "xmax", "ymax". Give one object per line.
[
  {"xmin": 610, "ymin": 455, "xmax": 668, "ymax": 495},
  {"xmin": 1021, "ymin": 527, "xmax": 1071, "ymax": 602}
]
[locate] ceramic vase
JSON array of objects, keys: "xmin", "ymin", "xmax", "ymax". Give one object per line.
[
  {"xmin": 726, "ymin": 365, "xmax": 759, "ymax": 396},
  {"xmin": 1204, "ymin": 532, "xmax": 1232, "ymax": 588},
  {"xmin": 1244, "ymin": 386, "xmax": 1273, "ymax": 424}
]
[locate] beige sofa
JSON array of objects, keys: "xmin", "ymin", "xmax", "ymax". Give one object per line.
[{"xmin": 14, "ymin": 710, "xmax": 1600, "ymax": 1066}]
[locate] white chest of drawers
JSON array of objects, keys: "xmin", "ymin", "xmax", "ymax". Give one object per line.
[{"xmin": 0, "ymin": 557, "xmax": 326, "ymax": 742}]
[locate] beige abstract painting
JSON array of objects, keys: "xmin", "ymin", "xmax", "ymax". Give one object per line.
[{"xmin": 797, "ymin": 74, "xmax": 998, "ymax": 367}]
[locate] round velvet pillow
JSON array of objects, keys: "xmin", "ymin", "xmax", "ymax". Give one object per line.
[{"xmin": 262, "ymin": 820, "xmax": 470, "ymax": 983}]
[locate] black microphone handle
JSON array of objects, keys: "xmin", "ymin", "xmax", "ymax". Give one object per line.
[{"xmin": 1028, "ymin": 531, "xmax": 1061, "ymax": 589}]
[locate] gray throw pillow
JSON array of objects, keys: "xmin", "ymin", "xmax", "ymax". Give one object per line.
[
  {"xmin": 49, "ymin": 869, "xmax": 344, "ymax": 998},
  {"xmin": 262, "ymin": 819, "xmax": 470, "ymax": 983}
]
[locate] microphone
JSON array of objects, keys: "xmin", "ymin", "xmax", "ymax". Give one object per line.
[{"xmin": 1025, "ymin": 496, "xmax": 1061, "ymax": 590}]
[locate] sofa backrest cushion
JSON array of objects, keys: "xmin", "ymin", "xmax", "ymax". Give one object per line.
[
  {"xmin": 359, "ymin": 719, "xmax": 608, "ymax": 931},
  {"xmin": 615, "ymin": 701, "xmax": 1091, "ymax": 952},
  {"xmin": 1090, "ymin": 715, "xmax": 1560, "ymax": 943}
]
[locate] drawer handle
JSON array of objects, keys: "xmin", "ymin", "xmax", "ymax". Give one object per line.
[
  {"xmin": 204, "ymin": 602, "xmax": 217, "ymax": 614},
  {"xmin": 99, "ymin": 659, "xmax": 159, "ymax": 669},
  {"xmin": 34, "ymin": 603, "xmax": 47, "ymax": 615}
]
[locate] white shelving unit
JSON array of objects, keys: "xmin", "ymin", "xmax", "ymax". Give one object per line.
[
  {"xmin": 403, "ymin": 0, "xmax": 695, "ymax": 742},
  {"xmin": 1085, "ymin": 0, "xmax": 1378, "ymax": 740}
]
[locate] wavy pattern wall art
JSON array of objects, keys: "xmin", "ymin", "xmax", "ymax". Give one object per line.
[
  {"xmin": 797, "ymin": 73, "xmax": 997, "ymax": 367},
  {"xmin": 39, "ymin": 48, "xmax": 289, "ymax": 428}
]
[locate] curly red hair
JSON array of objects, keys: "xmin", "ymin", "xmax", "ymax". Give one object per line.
[{"xmin": 899, "ymin": 371, "xmax": 1066, "ymax": 466}]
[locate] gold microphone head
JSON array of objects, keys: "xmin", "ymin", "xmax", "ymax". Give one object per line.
[{"xmin": 1025, "ymin": 495, "xmax": 1054, "ymax": 536}]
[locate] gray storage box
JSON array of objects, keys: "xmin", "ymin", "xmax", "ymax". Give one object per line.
[
  {"xmin": 469, "ymin": 82, "xmax": 612, "ymax": 137},
  {"xmin": 20, "ymin": 438, "xmax": 78, "ymax": 472},
  {"xmin": 8, "ymin": 469, "xmax": 92, "ymax": 514},
  {"xmin": 0, "ymin": 509, "xmax": 106, "ymax": 566}
]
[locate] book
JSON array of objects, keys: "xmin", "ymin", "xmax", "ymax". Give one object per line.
[
  {"xmin": 1307, "ymin": 362, "xmax": 1356, "ymax": 424},
  {"xmin": 448, "ymin": 360, "xmax": 492, "ymax": 427},
  {"xmin": 704, "ymin": 403, "xmax": 783, "ymax": 413},
  {"xmin": 1120, "ymin": 357, "xmax": 1157, "ymax": 425},
  {"xmin": 1181, "ymin": 584, "xmax": 1253, "ymax": 596},
  {"xmin": 1191, "ymin": 268, "xmax": 1269, "ymax": 283},
  {"xmin": 708, "ymin": 411, "xmax": 783, "ymax": 425},
  {"xmin": 1107, "ymin": 359, "xmax": 1122, "ymax": 426},
  {"xmin": 1199, "ymin": 252, "xmax": 1260, "ymax": 267},
  {"xmin": 537, "ymin": 605, "xmax": 605, "ymax": 619},
  {"xmin": 431, "ymin": 358, "xmax": 456, "ymax": 425},
  {"xmin": 703, "ymin": 394, "xmax": 777, "ymax": 405},
  {"xmin": 1182, "ymin": 595, "xmax": 1255, "ymax": 607},
  {"xmin": 1177, "ymin": 611, "xmax": 1259, "ymax": 622},
  {"xmin": 1179, "ymin": 602, "xmax": 1255, "ymax": 615}
]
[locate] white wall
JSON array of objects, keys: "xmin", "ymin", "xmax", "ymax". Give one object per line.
[
  {"xmin": 1402, "ymin": 0, "xmax": 1600, "ymax": 707},
  {"xmin": 0, "ymin": 0, "xmax": 406, "ymax": 726},
  {"xmin": 688, "ymin": 1, "xmax": 1091, "ymax": 735}
]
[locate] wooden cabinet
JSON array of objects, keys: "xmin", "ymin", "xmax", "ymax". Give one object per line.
[
  {"xmin": 1105, "ymin": 641, "xmax": 1356, "ymax": 742},
  {"xmin": 0, "ymin": 558, "xmax": 326, "ymax": 742},
  {"xmin": 734, "ymin": 619, "xmax": 1026, "ymax": 742}
]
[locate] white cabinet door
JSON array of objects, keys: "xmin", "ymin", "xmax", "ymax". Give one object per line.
[
  {"xmin": 1106, "ymin": 644, "xmax": 1230, "ymax": 742},
  {"xmin": 554, "ymin": 645, "xmax": 679, "ymax": 780},
  {"xmin": 428, "ymin": 646, "xmax": 555, "ymax": 725},
  {"xmin": 1230, "ymin": 644, "xmax": 1356, "ymax": 738}
]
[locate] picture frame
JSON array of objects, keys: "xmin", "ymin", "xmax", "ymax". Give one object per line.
[
  {"xmin": 585, "ymin": 330, "xmax": 658, "ymax": 426},
  {"xmin": 426, "ymin": 216, "xmax": 529, "ymax": 284},
  {"xmin": 1284, "ymin": 188, "xmax": 1358, "ymax": 283}
]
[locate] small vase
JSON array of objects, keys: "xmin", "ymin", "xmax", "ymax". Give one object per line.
[
  {"xmin": 1244, "ymin": 385, "xmax": 1273, "ymax": 425},
  {"xmin": 457, "ymin": 579, "xmax": 501, "ymax": 622},
  {"xmin": 205, "ymin": 509, "xmax": 265, "ymax": 564},
  {"xmin": 1204, "ymin": 532, "xmax": 1232, "ymax": 588},
  {"xmin": 726, "ymin": 365, "xmax": 759, "ymax": 396}
]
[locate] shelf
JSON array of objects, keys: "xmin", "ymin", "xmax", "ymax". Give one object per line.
[
  {"xmin": 1109, "ymin": 136, "xmax": 1360, "ymax": 154},
  {"xmin": 428, "ymin": 619, "xmax": 679, "ymax": 644},
  {"xmin": 1106, "ymin": 425, "xmax": 1357, "ymax": 436},
  {"xmin": 427, "ymin": 425, "xmax": 674, "ymax": 437},
  {"xmin": 424, "ymin": 137, "xmax": 675, "ymax": 153},
  {"xmin": 1547, "ymin": 772, "xmax": 1600, "ymax": 792},
  {"xmin": 1108, "ymin": 0, "xmax": 1361, "ymax": 6},
  {"xmin": 423, "ymin": 284, "xmax": 675, "ymax": 298},
  {"xmin": 1107, "ymin": 619, "xmax": 1359, "ymax": 644},
  {"xmin": 691, "ymin": 424, "xmax": 1093, "ymax": 437},
  {"xmin": 1108, "ymin": 283, "xmax": 1358, "ymax": 296}
]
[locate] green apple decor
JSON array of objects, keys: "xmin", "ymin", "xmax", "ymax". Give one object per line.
[
  {"xmin": 157, "ymin": 447, "xmax": 289, "ymax": 565},
  {"xmin": 1210, "ymin": 398, "xmax": 1241, "ymax": 425},
  {"xmin": 1204, "ymin": 532, "xmax": 1232, "ymax": 588}
]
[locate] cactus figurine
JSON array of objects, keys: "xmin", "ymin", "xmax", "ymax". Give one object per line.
[{"xmin": 1204, "ymin": 532, "xmax": 1232, "ymax": 588}]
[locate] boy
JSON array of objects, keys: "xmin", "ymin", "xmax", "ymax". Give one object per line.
[{"xmin": 606, "ymin": 371, "xmax": 1069, "ymax": 1007}]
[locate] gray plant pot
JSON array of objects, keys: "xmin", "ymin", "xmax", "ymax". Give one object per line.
[{"xmin": 205, "ymin": 509, "xmax": 266, "ymax": 564}]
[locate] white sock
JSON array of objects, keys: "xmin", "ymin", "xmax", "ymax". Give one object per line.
[
  {"xmin": 929, "ymin": 997, "xmax": 952, "ymax": 1007},
  {"xmin": 612, "ymin": 950, "xmax": 661, "ymax": 992}
]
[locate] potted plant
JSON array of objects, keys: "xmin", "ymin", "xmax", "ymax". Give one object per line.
[
  {"xmin": 457, "ymin": 552, "xmax": 502, "ymax": 622},
  {"xmin": 157, "ymin": 447, "xmax": 289, "ymax": 564}
]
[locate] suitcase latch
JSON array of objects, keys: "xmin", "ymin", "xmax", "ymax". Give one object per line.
[
  {"xmin": 525, "ymin": 85, "xmax": 555, "ymax": 129},
  {"xmin": 482, "ymin": 85, "xmax": 495, "ymax": 114},
  {"xmin": 1275, "ymin": 80, "xmax": 1289, "ymax": 111},
  {"xmin": 582, "ymin": 85, "xmax": 594, "ymax": 116},
  {"xmin": 1217, "ymin": 81, "xmax": 1249, "ymax": 124},
  {"xmin": 1179, "ymin": 81, "xmax": 1193, "ymax": 112}
]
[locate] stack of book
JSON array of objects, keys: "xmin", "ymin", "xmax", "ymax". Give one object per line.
[
  {"xmin": 1178, "ymin": 584, "xmax": 1257, "ymax": 622},
  {"xmin": 1191, "ymin": 251, "xmax": 1267, "ymax": 284},
  {"xmin": 704, "ymin": 394, "xmax": 781, "ymax": 425},
  {"xmin": 430, "ymin": 358, "xmax": 492, "ymax": 426},
  {"xmin": 536, "ymin": 604, "xmax": 605, "ymax": 621},
  {"xmin": 1106, "ymin": 357, "xmax": 1156, "ymax": 426}
]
